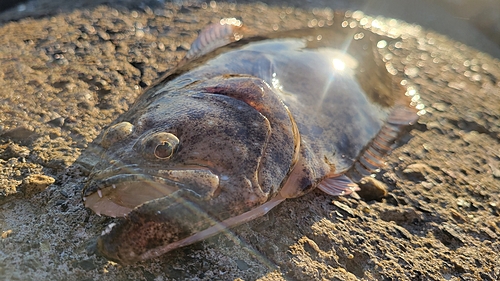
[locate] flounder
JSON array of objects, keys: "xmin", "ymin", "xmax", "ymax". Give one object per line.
[{"xmin": 83, "ymin": 13, "xmax": 423, "ymax": 264}]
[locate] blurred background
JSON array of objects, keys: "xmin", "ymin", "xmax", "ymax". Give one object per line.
[{"xmin": 1, "ymin": 0, "xmax": 499, "ymax": 58}]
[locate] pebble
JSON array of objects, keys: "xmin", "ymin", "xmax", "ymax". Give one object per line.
[
  {"xmin": 393, "ymin": 225, "xmax": 412, "ymax": 240},
  {"xmin": 21, "ymin": 174, "xmax": 55, "ymax": 196},
  {"xmin": 440, "ymin": 223, "xmax": 466, "ymax": 245},
  {"xmin": 333, "ymin": 201, "xmax": 355, "ymax": 217},
  {"xmin": 1, "ymin": 229, "xmax": 13, "ymax": 239},
  {"xmin": 0, "ymin": 142, "xmax": 30, "ymax": 159},
  {"xmin": 358, "ymin": 177, "xmax": 388, "ymax": 201},
  {"xmin": 47, "ymin": 117, "xmax": 65, "ymax": 127},
  {"xmin": 0, "ymin": 126, "xmax": 36, "ymax": 142},
  {"xmin": 402, "ymin": 163, "xmax": 433, "ymax": 182}
]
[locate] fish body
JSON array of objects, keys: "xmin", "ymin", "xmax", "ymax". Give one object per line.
[{"xmin": 83, "ymin": 14, "xmax": 422, "ymax": 264}]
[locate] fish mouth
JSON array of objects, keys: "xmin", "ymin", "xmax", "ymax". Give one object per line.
[{"xmin": 83, "ymin": 166, "xmax": 220, "ymax": 218}]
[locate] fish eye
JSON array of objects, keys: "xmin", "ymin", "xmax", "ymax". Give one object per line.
[
  {"xmin": 139, "ymin": 132, "xmax": 179, "ymax": 159},
  {"xmin": 155, "ymin": 141, "xmax": 174, "ymax": 159},
  {"xmin": 101, "ymin": 122, "xmax": 135, "ymax": 148}
]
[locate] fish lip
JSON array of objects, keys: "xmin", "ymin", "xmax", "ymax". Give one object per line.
[
  {"xmin": 83, "ymin": 165, "xmax": 220, "ymax": 217},
  {"xmin": 83, "ymin": 172, "xmax": 186, "ymax": 197},
  {"xmin": 84, "ymin": 164, "xmax": 140, "ymax": 184},
  {"xmin": 83, "ymin": 173, "xmax": 184, "ymax": 217},
  {"xmin": 83, "ymin": 164, "xmax": 216, "ymax": 196}
]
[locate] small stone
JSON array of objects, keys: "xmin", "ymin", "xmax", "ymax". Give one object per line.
[
  {"xmin": 440, "ymin": 223, "xmax": 466, "ymax": 244},
  {"xmin": 431, "ymin": 102, "xmax": 449, "ymax": 112},
  {"xmin": 0, "ymin": 126, "xmax": 36, "ymax": 142},
  {"xmin": 21, "ymin": 174, "xmax": 55, "ymax": 196},
  {"xmin": 393, "ymin": 225, "xmax": 412, "ymax": 240},
  {"xmin": 425, "ymin": 121, "xmax": 445, "ymax": 134},
  {"xmin": 456, "ymin": 198, "xmax": 471, "ymax": 208},
  {"xmin": 403, "ymin": 163, "xmax": 433, "ymax": 182},
  {"xmin": 0, "ymin": 142, "xmax": 30, "ymax": 159},
  {"xmin": 235, "ymin": 259, "xmax": 250, "ymax": 271},
  {"xmin": 357, "ymin": 176, "xmax": 388, "ymax": 201},
  {"xmin": 333, "ymin": 201, "xmax": 354, "ymax": 217},
  {"xmin": 77, "ymin": 259, "xmax": 97, "ymax": 271},
  {"xmin": 380, "ymin": 206, "xmax": 423, "ymax": 224},
  {"xmin": 47, "ymin": 117, "xmax": 65, "ymax": 127},
  {"xmin": 1, "ymin": 229, "xmax": 13, "ymax": 239},
  {"xmin": 416, "ymin": 201, "xmax": 434, "ymax": 213},
  {"xmin": 480, "ymin": 227, "xmax": 498, "ymax": 239},
  {"xmin": 421, "ymin": 181, "xmax": 434, "ymax": 189},
  {"xmin": 385, "ymin": 193, "xmax": 400, "ymax": 206},
  {"xmin": 449, "ymin": 209, "xmax": 466, "ymax": 222},
  {"xmin": 488, "ymin": 159, "xmax": 500, "ymax": 179}
]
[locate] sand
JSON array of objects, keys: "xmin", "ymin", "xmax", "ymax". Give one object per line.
[{"xmin": 0, "ymin": 1, "xmax": 499, "ymax": 280}]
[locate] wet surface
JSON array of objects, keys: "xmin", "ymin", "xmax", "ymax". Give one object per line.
[
  {"xmin": 2, "ymin": 0, "xmax": 500, "ymax": 59},
  {"xmin": 0, "ymin": 1, "xmax": 499, "ymax": 281}
]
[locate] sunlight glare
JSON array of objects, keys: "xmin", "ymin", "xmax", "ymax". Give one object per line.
[{"xmin": 332, "ymin": 58, "xmax": 346, "ymax": 71}]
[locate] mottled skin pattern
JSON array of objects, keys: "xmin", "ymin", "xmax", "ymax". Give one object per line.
[
  {"xmin": 83, "ymin": 15, "xmax": 416, "ymax": 263},
  {"xmin": 85, "ymin": 49, "xmax": 300, "ymax": 262}
]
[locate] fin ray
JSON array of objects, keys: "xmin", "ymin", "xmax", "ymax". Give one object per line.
[
  {"xmin": 185, "ymin": 18, "xmax": 245, "ymax": 61},
  {"xmin": 347, "ymin": 105, "xmax": 419, "ymax": 182},
  {"xmin": 318, "ymin": 175, "xmax": 360, "ymax": 196}
]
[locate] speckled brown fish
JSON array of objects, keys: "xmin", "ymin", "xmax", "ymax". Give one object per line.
[{"xmin": 82, "ymin": 13, "xmax": 424, "ymax": 264}]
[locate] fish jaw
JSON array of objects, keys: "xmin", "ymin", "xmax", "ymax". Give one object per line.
[
  {"xmin": 97, "ymin": 191, "xmax": 287, "ymax": 264},
  {"xmin": 83, "ymin": 168, "xmax": 220, "ymax": 218},
  {"xmin": 96, "ymin": 191, "xmax": 203, "ymax": 264}
]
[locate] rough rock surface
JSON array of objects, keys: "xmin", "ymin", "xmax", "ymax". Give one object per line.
[{"xmin": 0, "ymin": 1, "xmax": 499, "ymax": 281}]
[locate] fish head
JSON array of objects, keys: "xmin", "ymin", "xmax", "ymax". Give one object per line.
[{"xmin": 84, "ymin": 88, "xmax": 274, "ymax": 214}]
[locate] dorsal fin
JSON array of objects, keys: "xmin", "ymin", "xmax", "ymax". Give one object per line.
[
  {"xmin": 142, "ymin": 19, "xmax": 249, "ymax": 98},
  {"xmin": 184, "ymin": 18, "xmax": 246, "ymax": 61}
]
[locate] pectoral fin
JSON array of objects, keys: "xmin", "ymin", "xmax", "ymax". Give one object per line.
[{"xmin": 318, "ymin": 174, "xmax": 360, "ymax": 196}]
